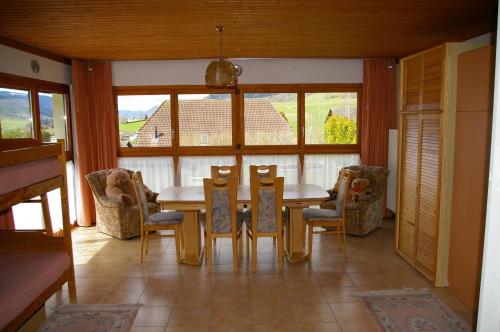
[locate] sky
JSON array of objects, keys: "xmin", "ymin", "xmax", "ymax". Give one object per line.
[{"xmin": 118, "ymin": 94, "xmax": 210, "ymax": 111}]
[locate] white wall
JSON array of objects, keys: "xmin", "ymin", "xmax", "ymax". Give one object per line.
[
  {"xmin": 112, "ymin": 58, "xmax": 363, "ymax": 86},
  {"xmin": 0, "ymin": 44, "xmax": 71, "ymax": 84},
  {"xmin": 476, "ymin": 19, "xmax": 500, "ymax": 332}
]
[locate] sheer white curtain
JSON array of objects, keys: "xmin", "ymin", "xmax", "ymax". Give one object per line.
[
  {"xmin": 13, "ymin": 161, "xmax": 77, "ymax": 231},
  {"xmin": 242, "ymin": 155, "xmax": 300, "ymax": 184},
  {"xmin": 302, "ymin": 154, "xmax": 360, "ymax": 189},
  {"xmin": 118, "ymin": 157, "xmax": 175, "ymax": 192},
  {"xmin": 179, "ymin": 156, "xmax": 237, "ymax": 186}
]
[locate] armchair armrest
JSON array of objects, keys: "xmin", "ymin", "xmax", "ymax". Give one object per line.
[{"xmin": 96, "ymin": 196, "xmax": 126, "ymax": 209}]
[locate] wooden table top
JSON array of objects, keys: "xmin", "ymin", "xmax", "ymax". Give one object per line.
[{"xmin": 157, "ymin": 184, "xmax": 330, "ymax": 205}]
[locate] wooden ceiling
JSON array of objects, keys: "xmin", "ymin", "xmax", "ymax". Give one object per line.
[{"xmin": 0, "ymin": 0, "xmax": 496, "ymax": 61}]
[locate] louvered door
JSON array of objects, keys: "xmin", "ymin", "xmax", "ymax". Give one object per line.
[{"xmin": 397, "ymin": 45, "xmax": 444, "ymax": 282}]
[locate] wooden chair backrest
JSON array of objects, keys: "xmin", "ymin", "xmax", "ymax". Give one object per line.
[
  {"xmin": 203, "ymin": 176, "xmax": 238, "ymax": 236},
  {"xmin": 132, "ymin": 172, "xmax": 149, "ymax": 229},
  {"xmin": 249, "ymin": 175, "xmax": 284, "ymax": 235},
  {"xmin": 211, "ymin": 165, "xmax": 240, "ymax": 181},
  {"xmin": 249, "ymin": 165, "xmax": 277, "ymax": 184},
  {"xmin": 337, "ymin": 169, "xmax": 356, "ymax": 218}
]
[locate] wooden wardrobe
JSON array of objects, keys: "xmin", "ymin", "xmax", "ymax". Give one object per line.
[{"xmin": 396, "ymin": 37, "xmax": 493, "ymax": 287}]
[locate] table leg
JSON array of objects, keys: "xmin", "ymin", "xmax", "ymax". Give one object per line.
[
  {"xmin": 285, "ymin": 207, "xmax": 308, "ymax": 262},
  {"xmin": 179, "ymin": 211, "xmax": 204, "ymax": 265}
]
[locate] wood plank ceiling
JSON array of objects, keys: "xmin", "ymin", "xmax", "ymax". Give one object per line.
[{"xmin": 0, "ymin": 0, "xmax": 496, "ymax": 61}]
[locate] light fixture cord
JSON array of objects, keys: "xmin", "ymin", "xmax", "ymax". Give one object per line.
[{"xmin": 217, "ymin": 26, "xmax": 224, "ymax": 59}]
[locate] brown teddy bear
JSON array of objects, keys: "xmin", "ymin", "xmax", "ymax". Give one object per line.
[
  {"xmin": 105, "ymin": 169, "xmax": 154, "ymax": 205},
  {"xmin": 351, "ymin": 178, "xmax": 371, "ymax": 202}
]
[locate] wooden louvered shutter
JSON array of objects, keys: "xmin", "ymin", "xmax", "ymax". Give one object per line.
[{"xmin": 415, "ymin": 114, "xmax": 441, "ymax": 275}]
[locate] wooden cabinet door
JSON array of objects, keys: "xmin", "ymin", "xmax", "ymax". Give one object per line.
[{"xmin": 415, "ymin": 113, "xmax": 441, "ymax": 276}]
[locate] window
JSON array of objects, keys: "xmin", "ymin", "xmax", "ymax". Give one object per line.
[
  {"xmin": 0, "ymin": 87, "xmax": 34, "ymax": 139},
  {"xmin": 305, "ymin": 92, "xmax": 358, "ymax": 145},
  {"xmin": 39, "ymin": 92, "xmax": 69, "ymax": 148},
  {"xmin": 243, "ymin": 93, "xmax": 297, "ymax": 145},
  {"xmin": 179, "ymin": 156, "xmax": 237, "ymax": 186},
  {"xmin": 242, "ymin": 155, "xmax": 300, "ymax": 184},
  {"xmin": 303, "ymin": 154, "xmax": 361, "ymax": 189},
  {"xmin": 178, "ymin": 94, "xmax": 232, "ymax": 147},
  {"xmin": 117, "ymin": 94, "xmax": 171, "ymax": 148}
]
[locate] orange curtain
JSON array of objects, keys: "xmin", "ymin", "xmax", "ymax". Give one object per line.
[
  {"xmin": 72, "ymin": 61, "xmax": 117, "ymax": 226},
  {"xmin": 0, "ymin": 208, "xmax": 15, "ymax": 230},
  {"xmin": 361, "ymin": 59, "xmax": 397, "ymax": 167}
]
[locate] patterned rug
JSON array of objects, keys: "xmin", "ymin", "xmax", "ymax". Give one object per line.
[
  {"xmin": 37, "ymin": 304, "xmax": 140, "ymax": 332},
  {"xmin": 358, "ymin": 289, "xmax": 471, "ymax": 332}
]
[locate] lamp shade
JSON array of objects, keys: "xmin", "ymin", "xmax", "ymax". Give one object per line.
[{"xmin": 205, "ymin": 57, "xmax": 239, "ymax": 88}]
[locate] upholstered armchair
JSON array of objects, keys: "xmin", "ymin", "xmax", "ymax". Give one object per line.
[
  {"xmin": 86, "ymin": 169, "xmax": 159, "ymax": 239},
  {"xmin": 321, "ymin": 165, "xmax": 389, "ymax": 236}
]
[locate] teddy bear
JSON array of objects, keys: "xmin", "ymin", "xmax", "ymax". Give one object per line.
[
  {"xmin": 105, "ymin": 169, "xmax": 154, "ymax": 205},
  {"xmin": 351, "ymin": 178, "xmax": 371, "ymax": 202}
]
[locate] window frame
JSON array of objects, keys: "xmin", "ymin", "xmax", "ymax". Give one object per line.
[
  {"xmin": 113, "ymin": 83, "xmax": 362, "ymax": 185},
  {"xmin": 0, "ymin": 72, "xmax": 73, "ymax": 160}
]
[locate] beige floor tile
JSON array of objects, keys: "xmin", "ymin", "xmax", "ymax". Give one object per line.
[
  {"xmin": 295, "ymin": 322, "xmax": 342, "ymax": 332},
  {"xmin": 133, "ymin": 306, "xmax": 172, "ymax": 327},
  {"xmin": 100, "ymin": 290, "xmax": 143, "ymax": 304},
  {"xmin": 209, "ymin": 325, "xmax": 254, "ymax": 332},
  {"xmin": 338, "ymin": 320, "xmax": 382, "ymax": 332},
  {"xmin": 139, "ymin": 288, "xmax": 177, "ymax": 307},
  {"xmin": 210, "ymin": 304, "xmax": 252, "ymax": 326},
  {"xmin": 286, "ymin": 287, "xmax": 327, "ymax": 304},
  {"xmin": 111, "ymin": 277, "xmax": 148, "ymax": 291},
  {"xmin": 253, "ymin": 324, "xmax": 296, "ymax": 332},
  {"xmin": 166, "ymin": 326, "xmax": 209, "ymax": 332},
  {"xmin": 330, "ymin": 302, "xmax": 371, "ymax": 322},
  {"xmin": 290, "ymin": 303, "xmax": 336, "ymax": 323},
  {"xmin": 322, "ymin": 286, "xmax": 359, "ymax": 303},
  {"xmin": 250, "ymin": 287, "xmax": 289, "ymax": 306},
  {"xmin": 250, "ymin": 304, "xmax": 294, "ymax": 324},
  {"xmin": 168, "ymin": 308, "xmax": 212, "ymax": 326},
  {"xmin": 130, "ymin": 327, "xmax": 166, "ymax": 332}
]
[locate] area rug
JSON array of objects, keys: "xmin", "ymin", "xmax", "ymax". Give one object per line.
[
  {"xmin": 37, "ymin": 304, "xmax": 140, "ymax": 332},
  {"xmin": 357, "ymin": 289, "xmax": 471, "ymax": 332}
]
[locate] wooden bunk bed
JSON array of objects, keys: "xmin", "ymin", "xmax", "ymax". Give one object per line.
[{"xmin": 0, "ymin": 140, "xmax": 76, "ymax": 332}]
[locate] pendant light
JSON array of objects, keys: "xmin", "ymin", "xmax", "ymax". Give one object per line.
[{"xmin": 205, "ymin": 26, "xmax": 242, "ymax": 88}]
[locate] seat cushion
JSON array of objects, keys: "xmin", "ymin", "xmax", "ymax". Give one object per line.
[
  {"xmin": 200, "ymin": 210, "xmax": 245, "ymax": 233},
  {"xmin": 303, "ymin": 208, "xmax": 341, "ymax": 222},
  {"xmin": 0, "ymin": 252, "xmax": 70, "ymax": 330},
  {"xmin": 145, "ymin": 211, "xmax": 183, "ymax": 226},
  {"xmin": 244, "ymin": 209, "xmax": 288, "ymax": 232}
]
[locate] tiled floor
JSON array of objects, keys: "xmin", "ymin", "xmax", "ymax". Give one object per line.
[{"xmin": 47, "ymin": 220, "xmax": 474, "ymax": 331}]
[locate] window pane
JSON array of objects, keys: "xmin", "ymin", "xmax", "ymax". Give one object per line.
[
  {"xmin": 118, "ymin": 156, "xmax": 174, "ymax": 192},
  {"xmin": 244, "ymin": 93, "xmax": 297, "ymax": 145},
  {"xmin": 303, "ymin": 154, "xmax": 360, "ymax": 189},
  {"xmin": 118, "ymin": 95, "xmax": 171, "ymax": 148},
  {"xmin": 242, "ymin": 155, "xmax": 300, "ymax": 184},
  {"xmin": 0, "ymin": 87, "xmax": 33, "ymax": 139},
  {"xmin": 305, "ymin": 92, "xmax": 358, "ymax": 145},
  {"xmin": 39, "ymin": 92, "xmax": 69, "ymax": 149},
  {"xmin": 179, "ymin": 156, "xmax": 237, "ymax": 186},
  {"xmin": 178, "ymin": 94, "xmax": 232, "ymax": 147}
]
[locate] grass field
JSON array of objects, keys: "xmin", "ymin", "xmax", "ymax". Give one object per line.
[
  {"xmin": 272, "ymin": 92, "xmax": 357, "ymax": 144},
  {"xmin": 119, "ymin": 120, "xmax": 146, "ymax": 133},
  {"xmin": 0, "ymin": 117, "xmax": 33, "ymax": 138}
]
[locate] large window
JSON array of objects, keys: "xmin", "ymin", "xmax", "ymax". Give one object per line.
[
  {"xmin": 178, "ymin": 94, "xmax": 232, "ymax": 147},
  {"xmin": 244, "ymin": 93, "xmax": 297, "ymax": 146},
  {"xmin": 114, "ymin": 85, "xmax": 361, "ymax": 187},
  {"xmin": 117, "ymin": 94, "xmax": 171, "ymax": 148},
  {"xmin": 0, "ymin": 73, "xmax": 72, "ymax": 157},
  {"xmin": 0, "ymin": 87, "xmax": 34, "ymax": 139},
  {"xmin": 305, "ymin": 92, "xmax": 358, "ymax": 145}
]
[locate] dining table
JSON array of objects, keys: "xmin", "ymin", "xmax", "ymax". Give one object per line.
[{"xmin": 157, "ymin": 184, "xmax": 330, "ymax": 265}]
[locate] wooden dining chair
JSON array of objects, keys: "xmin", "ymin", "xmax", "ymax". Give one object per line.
[
  {"xmin": 211, "ymin": 165, "xmax": 240, "ymax": 181},
  {"xmin": 245, "ymin": 176, "xmax": 286, "ymax": 272},
  {"xmin": 201, "ymin": 176, "xmax": 244, "ymax": 272},
  {"xmin": 132, "ymin": 171, "xmax": 183, "ymax": 263},
  {"xmin": 249, "ymin": 164, "xmax": 277, "ymax": 180},
  {"xmin": 303, "ymin": 169, "xmax": 355, "ymax": 260}
]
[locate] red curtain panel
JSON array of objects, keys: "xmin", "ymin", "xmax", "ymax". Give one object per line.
[
  {"xmin": 72, "ymin": 61, "xmax": 117, "ymax": 226},
  {"xmin": 361, "ymin": 59, "xmax": 397, "ymax": 167}
]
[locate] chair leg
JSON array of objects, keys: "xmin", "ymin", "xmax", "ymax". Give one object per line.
[
  {"xmin": 232, "ymin": 236, "xmax": 239, "ymax": 273},
  {"xmin": 179, "ymin": 224, "xmax": 185, "ymax": 250},
  {"xmin": 336, "ymin": 233, "xmax": 342, "ymax": 251},
  {"xmin": 206, "ymin": 235, "xmax": 212, "ymax": 272},
  {"xmin": 252, "ymin": 236, "xmax": 257, "ymax": 272},
  {"xmin": 238, "ymin": 233, "xmax": 243, "ymax": 257},
  {"xmin": 246, "ymin": 231, "xmax": 250, "ymax": 257},
  {"xmin": 277, "ymin": 233, "xmax": 284, "ymax": 272},
  {"xmin": 140, "ymin": 231, "xmax": 145, "ymax": 263},
  {"xmin": 174, "ymin": 226, "xmax": 181, "ymax": 263},
  {"xmin": 204, "ymin": 231, "xmax": 208, "ymax": 262},
  {"xmin": 308, "ymin": 224, "xmax": 313, "ymax": 261},
  {"xmin": 145, "ymin": 231, "xmax": 149, "ymax": 255}
]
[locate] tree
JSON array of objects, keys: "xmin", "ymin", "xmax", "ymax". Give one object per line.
[{"xmin": 323, "ymin": 115, "xmax": 356, "ymax": 144}]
